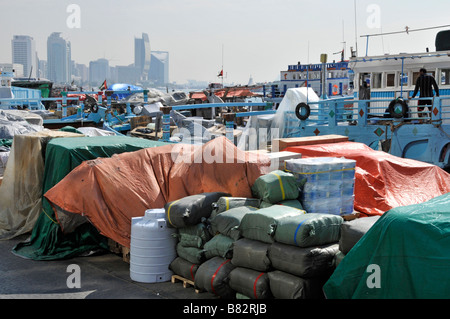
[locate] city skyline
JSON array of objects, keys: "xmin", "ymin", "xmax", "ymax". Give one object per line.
[
  {"xmin": 4, "ymin": 31, "xmax": 170, "ymax": 87},
  {"xmin": 1, "ymin": 1, "xmax": 450, "ymax": 85}
]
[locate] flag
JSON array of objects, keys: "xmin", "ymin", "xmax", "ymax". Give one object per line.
[
  {"xmin": 99, "ymin": 80, "xmax": 107, "ymax": 90},
  {"xmin": 218, "ymin": 70, "xmax": 223, "ymax": 77}
]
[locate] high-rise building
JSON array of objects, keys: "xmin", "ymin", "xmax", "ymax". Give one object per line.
[
  {"xmin": 47, "ymin": 32, "xmax": 72, "ymax": 84},
  {"xmin": 134, "ymin": 33, "xmax": 151, "ymax": 81},
  {"xmin": 11, "ymin": 35, "xmax": 38, "ymax": 78},
  {"xmin": 89, "ymin": 58, "xmax": 109, "ymax": 85},
  {"xmin": 149, "ymin": 51, "xmax": 169, "ymax": 85}
]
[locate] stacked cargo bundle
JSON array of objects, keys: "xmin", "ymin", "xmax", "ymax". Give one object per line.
[
  {"xmin": 166, "ymin": 192, "xmax": 229, "ymax": 284},
  {"xmin": 226, "ymin": 171, "xmax": 344, "ymax": 299},
  {"xmin": 168, "ymin": 194, "xmax": 263, "ymax": 298},
  {"xmin": 336, "ymin": 215, "xmax": 380, "ymax": 266},
  {"xmin": 285, "ymin": 157, "xmax": 356, "ymax": 216}
]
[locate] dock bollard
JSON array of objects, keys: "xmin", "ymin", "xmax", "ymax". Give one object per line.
[
  {"xmin": 223, "ymin": 113, "xmax": 236, "ymax": 142},
  {"xmin": 161, "ymin": 106, "xmax": 172, "ymax": 142}
]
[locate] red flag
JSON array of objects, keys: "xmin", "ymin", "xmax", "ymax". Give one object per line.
[{"xmin": 218, "ymin": 70, "xmax": 223, "ymax": 77}]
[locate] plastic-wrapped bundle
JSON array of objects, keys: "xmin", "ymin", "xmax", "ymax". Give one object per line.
[
  {"xmin": 231, "ymin": 238, "xmax": 271, "ymax": 272},
  {"xmin": 251, "ymin": 170, "xmax": 299, "ymax": 204},
  {"xmin": 210, "ymin": 197, "xmax": 261, "ymax": 219},
  {"xmin": 209, "ymin": 206, "xmax": 258, "ymax": 240},
  {"xmin": 339, "ymin": 216, "xmax": 380, "ymax": 254},
  {"xmin": 165, "ymin": 192, "xmax": 230, "ymax": 228},
  {"xmin": 176, "ymin": 243, "xmax": 205, "ymax": 264},
  {"xmin": 169, "ymin": 256, "xmax": 199, "ymax": 282},
  {"xmin": 239, "ymin": 205, "xmax": 304, "ymax": 244},
  {"xmin": 285, "ymin": 157, "xmax": 356, "ymax": 216},
  {"xmin": 268, "ymin": 242, "xmax": 339, "ymax": 278},
  {"xmin": 174, "ymin": 222, "xmax": 212, "ymax": 248},
  {"xmin": 229, "ymin": 267, "xmax": 272, "ymax": 299},
  {"xmin": 194, "ymin": 257, "xmax": 236, "ymax": 299},
  {"xmin": 273, "ymin": 213, "xmax": 342, "ymax": 247},
  {"xmin": 268, "ymin": 270, "xmax": 326, "ymax": 299},
  {"xmin": 203, "ymin": 234, "xmax": 235, "ymax": 260}
]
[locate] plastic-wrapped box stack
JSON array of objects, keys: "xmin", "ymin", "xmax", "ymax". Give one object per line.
[{"xmin": 285, "ymin": 157, "xmax": 356, "ymax": 216}]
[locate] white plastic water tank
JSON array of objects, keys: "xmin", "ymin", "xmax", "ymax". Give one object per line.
[{"xmin": 130, "ymin": 208, "xmax": 177, "ymax": 283}]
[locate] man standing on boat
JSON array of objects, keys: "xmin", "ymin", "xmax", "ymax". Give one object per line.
[{"xmin": 409, "ymin": 68, "xmax": 439, "ymax": 121}]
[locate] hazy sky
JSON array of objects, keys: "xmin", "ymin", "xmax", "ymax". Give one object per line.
[{"xmin": 1, "ymin": 0, "xmax": 450, "ymax": 85}]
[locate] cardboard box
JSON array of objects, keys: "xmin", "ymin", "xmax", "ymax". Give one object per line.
[{"xmin": 272, "ymin": 135, "xmax": 349, "ymax": 151}]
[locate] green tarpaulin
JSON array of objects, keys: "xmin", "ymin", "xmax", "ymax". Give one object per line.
[
  {"xmin": 12, "ymin": 136, "xmax": 167, "ymax": 260},
  {"xmin": 323, "ymin": 192, "xmax": 450, "ymax": 299}
]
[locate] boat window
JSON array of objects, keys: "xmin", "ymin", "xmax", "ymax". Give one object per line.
[
  {"xmin": 386, "ymin": 73, "xmax": 395, "ymax": 87},
  {"xmin": 371, "ymin": 73, "xmax": 382, "ymax": 89},
  {"xmin": 441, "ymin": 69, "xmax": 450, "ymax": 85},
  {"xmin": 412, "ymin": 72, "xmax": 420, "ymax": 85},
  {"xmin": 399, "ymin": 72, "xmax": 408, "ymax": 87}
]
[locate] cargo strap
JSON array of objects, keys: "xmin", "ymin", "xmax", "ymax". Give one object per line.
[
  {"xmin": 224, "ymin": 197, "xmax": 230, "ymax": 211},
  {"xmin": 271, "ymin": 172, "xmax": 286, "ymax": 200},
  {"xmin": 253, "ymin": 272, "xmax": 265, "ymax": 299},
  {"xmin": 190, "ymin": 264, "xmax": 196, "ymax": 281},
  {"xmin": 293, "ymin": 217, "xmax": 312, "ymax": 246},
  {"xmin": 166, "ymin": 200, "xmax": 180, "ymax": 227},
  {"xmin": 211, "ymin": 259, "xmax": 231, "ymax": 295}
]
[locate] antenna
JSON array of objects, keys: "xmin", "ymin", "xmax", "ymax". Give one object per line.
[
  {"xmin": 354, "ymin": 0, "xmax": 358, "ymax": 56},
  {"xmin": 360, "ymin": 24, "xmax": 450, "ymax": 56}
]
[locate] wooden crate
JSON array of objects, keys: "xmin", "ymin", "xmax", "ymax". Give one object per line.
[
  {"xmin": 272, "ymin": 134, "xmax": 349, "ymax": 151},
  {"xmin": 107, "ymin": 238, "xmax": 130, "ymax": 263},
  {"xmin": 130, "ymin": 115, "xmax": 151, "ymax": 130}
]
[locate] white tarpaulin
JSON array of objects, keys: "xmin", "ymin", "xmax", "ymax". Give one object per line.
[
  {"xmin": 237, "ymin": 88, "xmax": 320, "ymax": 151},
  {"xmin": 0, "ymin": 129, "xmax": 82, "ymax": 240}
]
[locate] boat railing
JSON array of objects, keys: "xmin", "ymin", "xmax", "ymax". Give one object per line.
[{"xmin": 295, "ymin": 96, "xmax": 450, "ymax": 127}]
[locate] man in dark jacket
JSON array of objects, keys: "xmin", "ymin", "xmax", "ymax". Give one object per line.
[{"xmin": 409, "ymin": 68, "xmax": 439, "ymax": 120}]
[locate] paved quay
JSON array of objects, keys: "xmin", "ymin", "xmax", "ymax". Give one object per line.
[{"xmin": 0, "ymin": 234, "xmax": 215, "ymax": 300}]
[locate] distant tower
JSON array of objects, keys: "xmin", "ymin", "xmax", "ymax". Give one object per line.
[
  {"xmin": 248, "ymin": 75, "xmax": 255, "ymax": 86},
  {"xmin": 149, "ymin": 51, "xmax": 169, "ymax": 85},
  {"xmin": 11, "ymin": 35, "xmax": 38, "ymax": 78},
  {"xmin": 47, "ymin": 32, "xmax": 72, "ymax": 84},
  {"xmin": 134, "ymin": 33, "xmax": 151, "ymax": 81}
]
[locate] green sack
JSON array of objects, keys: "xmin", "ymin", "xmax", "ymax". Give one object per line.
[
  {"xmin": 239, "ymin": 205, "xmax": 304, "ymax": 244},
  {"xmin": 176, "ymin": 242, "xmax": 205, "ymax": 264},
  {"xmin": 251, "ymin": 170, "xmax": 299, "ymax": 204},
  {"xmin": 203, "ymin": 234, "xmax": 235, "ymax": 260},
  {"xmin": 260, "ymin": 199, "xmax": 303, "ymax": 210},
  {"xmin": 210, "ymin": 197, "xmax": 261, "ymax": 219},
  {"xmin": 175, "ymin": 223, "xmax": 212, "ymax": 248},
  {"xmin": 273, "ymin": 213, "xmax": 342, "ymax": 247},
  {"xmin": 210, "ymin": 206, "xmax": 258, "ymax": 240}
]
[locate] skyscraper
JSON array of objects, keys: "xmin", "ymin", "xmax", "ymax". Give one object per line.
[
  {"xmin": 11, "ymin": 35, "xmax": 38, "ymax": 78},
  {"xmin": 149, "ymin": 51, "xmax": 169, "ymax": 85},
  {"xmin": 134, "ymin": 33, "xmax": 151, "ymax": 81},
  {"xmin": 47, "ymin": 32, "xmax": 72, "ymax": 84},
  {"xmin": 89, "ymin": 58, "xmax": 109, "ymax": 85}
]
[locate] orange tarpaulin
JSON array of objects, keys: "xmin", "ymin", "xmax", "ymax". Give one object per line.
[
  {"xmin": 44, "ymin": 137, "xmax": 270, "ymax": 247},
  {"xmin": 284, "ymin": 142, "xmax": 450, "ymax": 217}
]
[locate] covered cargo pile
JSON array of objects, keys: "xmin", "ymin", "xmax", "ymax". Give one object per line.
[
  {"xmin": 168, "ymin": 168, "xmax": 345, "ymax": 299},
  {"xmin": 43, "ymin": 137, "xmax": 270, "ymax": 251},
  {"xmin": 0, "ymin": 130, "xmax": 84, "ymax": 240},
  {"xmin": 12, "ymin": 136, "xmax": 168, "ymax": 260},
  {"xmin": 324, "ymin": 192, "xmax": 450, "ymax": 299}
]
